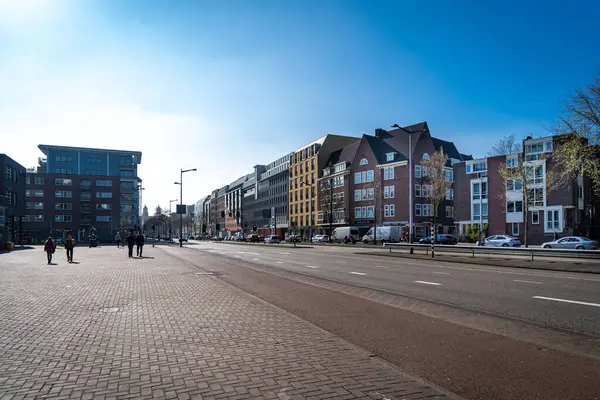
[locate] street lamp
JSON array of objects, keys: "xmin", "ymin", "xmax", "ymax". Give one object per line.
[
  {"xmin": 392, "ymin": 123, "xmax": 417, "ymax": 243},
  {"xmin": 175, "ymin": 168, "xmax": 197, "ymax": 247},
  {"xmin": 300, "ymin": 179, "xmax": 314, "ymax": 240},
  {"xmin": 138, "ymin": 186, "xmax": 145, "ymax": 230}
]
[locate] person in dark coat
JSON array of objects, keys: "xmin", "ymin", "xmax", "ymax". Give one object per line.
[
  {"xmin": 126, "ymin": 232, "xmax": 136, "ymax": 258},
  {"xmin": 64, "ymin": 235, "xmax": 75, "ymax": 263},
  {"xmin": 44, "ymin": 237, "xmax": 56, "ymax": 264},
  {"xmin": 136, "ymin": 232, "xmax": 145, "ymax": 257}
]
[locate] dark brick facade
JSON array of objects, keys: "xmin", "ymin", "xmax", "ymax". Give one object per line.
[{"xmin": 0, "ymin": 155, "xmax": 26, "ymax": 249}]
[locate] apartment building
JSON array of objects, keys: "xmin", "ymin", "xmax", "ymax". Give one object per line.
[
  {"xmin": 288, "ymin": 135, "xmax": 360, "ymax": 237},
  {"xmin": 22, "ymin": 145, "xmax": 142, "ymax": 242},
  {"xmin": 453, "ymin": 135, "xmax": 591, "ymax": 244},
  {"xmin": 0, "ymin": 154, "xmax": 26, "ymax": 249},
  {"xmin": 254, "ymin": 154, "xmax": 291, "ymax": 237}
]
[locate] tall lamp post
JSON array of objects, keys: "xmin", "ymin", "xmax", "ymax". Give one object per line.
[
  {"xmin": 300, "ymin": 179, "xmax": 314, "ymax": 240},
  {"xmin": 138, "ymin": 186, "xmax": 145, "ymax": 231},
  {"xmin": 392, "ymin": 124, "xmax": 417, "ymax": 243},
  {"xmin": 169, "ymin": 199, "xmax": 178, "ymax": 239},
  {"xmin": 175, "ymin": 168, "xmax": 197, "ymax": 247}
]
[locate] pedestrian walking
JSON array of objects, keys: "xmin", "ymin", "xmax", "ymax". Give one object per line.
[
  {"xmin": 126, "ymin": 232, "xmax": 135, "ymax": 258},
  {"xmin": 44, "ymin": 236, "xmax": 56, "ymax": 265},
  {"xmin": 64, "ymin": 235, "xmax": 75, "ymax": 263},
  {"xmin": 136, "ymin": 232, "xmax": 145, "ymax": 257},
  {"xmin": 115, "ymin": 232, "xmax": 122, "ymax": 248}
]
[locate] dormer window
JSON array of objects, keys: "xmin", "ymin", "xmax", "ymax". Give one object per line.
[
  {"xmin": 359, "ymin": 158, "xmax": 368, "ymax": 165},
  {"xmin": 386, "ymin": 153, "xmax": 395, "ymax": 162},
  {"xmin": 422, "ymin": 153, "xmax": 430, "ymax": 161}
]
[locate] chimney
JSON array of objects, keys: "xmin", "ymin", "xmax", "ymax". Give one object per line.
[{"xmin": 374, "ymin": 128, "xmax": 387, "ymax": 138}]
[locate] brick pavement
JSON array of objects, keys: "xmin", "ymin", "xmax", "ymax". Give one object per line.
[{"xmin": 0, "ymin": 246, "xmax": 456, "ymax": 399}]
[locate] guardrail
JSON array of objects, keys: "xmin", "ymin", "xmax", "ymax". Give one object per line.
[{"xmin": 382, "ymin": 242, "xmax": 600, "ymax": 261}]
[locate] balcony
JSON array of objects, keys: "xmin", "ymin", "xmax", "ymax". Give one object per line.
[{"xmin": 80, "ymin": 219, "xmax": 92, "ymax": 226}]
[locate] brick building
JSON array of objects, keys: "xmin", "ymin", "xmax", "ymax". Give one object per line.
[{"xmin": 0, "ymin": 154, "xmax": 26, "ymax": 249}]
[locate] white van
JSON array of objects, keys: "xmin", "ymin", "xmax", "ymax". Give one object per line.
[
  {"xmin": 331, "ymin": 227, "xmax": 361, "ymax": 243},
  {"xmin": 362, "ymin": 226, "xmax": 401, "ymax": 244}
]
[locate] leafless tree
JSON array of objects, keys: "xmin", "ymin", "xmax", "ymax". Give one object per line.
[
  {"xmin": 488, "ymin": 133, "xmax": 523, "ymax": 156},
  {"xmin": 552, "ymin": 73, "xmax": 600, "ymax": 194},
  {"xmin": 319, "ymin": 178, "xmax": 345, "ymax": 236},
  {"xmin": 422, "ymin": 148, "xmax": 452, "ymax": 257}
]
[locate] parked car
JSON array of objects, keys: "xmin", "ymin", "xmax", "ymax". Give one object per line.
[
  {"xmin": 188, "ymin": 235, "xmax": 195, "ymax": 240},
  {"xmin": 265, "ymin": 235, "xmax": 280, "ymax": 244},
  {"xmin": 311, "ymin": 235, "xmax": 329, "ymax": 243},
  {"xmin": 179, "ymin": 236, "xmax": 188, "ymax": 242},
  {"xmin": 479, "ymin": 235, "xmax": 521, "ymax": 247},
  {"xmin": 246, "ymin": 234, "xmax": 259, "ymax": 243},
  {"xmin": 419, "ymin": 234, "xmax": 458, "ymax": 245},
  {"xmin": 331, "ymin": 227, "xmax": 360, "ymax": 244},
  {"xmin": 286, "ymin": 235, "xmax": 302, "ymax": 243},
  {"xmin": 362, "ymin": 226, "xmax": 402, "ymax": 244},
  {"xmin": 541, "ymin": 236, "xmax": 599, "ymax": 250}
]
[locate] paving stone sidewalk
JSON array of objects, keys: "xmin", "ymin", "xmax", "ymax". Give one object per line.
[{"xmin": 0, "ymin": 246, "xmax": 455, "ymax": 399}]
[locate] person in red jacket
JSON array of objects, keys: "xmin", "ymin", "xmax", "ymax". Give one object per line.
[{"xmin": 44, "ymin": 237, "xmax": 56, "ymax": 265}]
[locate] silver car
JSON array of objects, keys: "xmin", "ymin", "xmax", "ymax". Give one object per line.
[
  {"xmin": 481, "ymin": 235, "xmax": 521, "ymax": 247},
  {"xmin": 542, "ymin": 236, "xmax": 599, "ymax": 250}
]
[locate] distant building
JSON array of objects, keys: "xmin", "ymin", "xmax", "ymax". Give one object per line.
[
  {"xmin": 22, "ymin": 145, "xmax": 142, "ymax": 242},
  {"xmin": 0, "ymin": 154, "xmax": 26, "ymax": 249}
]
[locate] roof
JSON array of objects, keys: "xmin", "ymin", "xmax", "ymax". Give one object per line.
[
  {"xmin": 38, "ymin": 144, "xmax": 142, "ymax": 164},
  {"xmin": 460, "ymin": 153, "xmax": 473, "ymax": 161},
  {"xmin": 228, "ymin": 173, "xmax": 252, "ymax": 189},
  {"xmin": 378, "ymin": 122, "xmax": 428, "ymax": 155},
  {"xmin": 294, "ymin": 135, "xmax": 327, "ymax": 153},
  {"xmin": 364, "ymin": 135, "xmax": 408, "ymax": 164},
  {"xmin": 431, "ymin": 137, "xmax": 462, "ymax": 160},
  {"xmin": 326, "ymin": 142, "xmax": 360, "ymax": 166}
]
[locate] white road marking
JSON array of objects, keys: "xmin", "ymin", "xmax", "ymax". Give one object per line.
[
  {"xmin": 375, "ymin": 265, "xmax": 389, "ymax": 268},
  {"xmin": 415, "ymin": 281, "xmax": 442, "ymax": 286},
  {"xmin": 305, "ymin": 265, "xmax": 319, "ymax": 269},
  {"xmin": 336, "ymin": 261, "xmax": 347, "ymax": 264},
  {"xmin": 276, "ymin": 261, "xmax": 284, "ymax": 264},
  {"xmin": 349, "ymin": 272, "xmax": 366, "ymax": 275},
  {"xmin": 279, "ymin": 252, "xmax": 291, "ymax": 255},
  {"xmin": 533, "ymin": 296, "xmax": 600, "ymax": 308},
  {"xmin": 513, "ymin": 279, "xmax": 542, "ymax": 285},
  {"xmin": 432, "ymin": 272, "xmax": 450, "ymax": 275},
  {"xmin": 252, "ymin": 258, "xmax": 260, "ymax": 261},
  {"xmin": 236, "ymin": 251, "xmax": 261, "ymax": 256}
]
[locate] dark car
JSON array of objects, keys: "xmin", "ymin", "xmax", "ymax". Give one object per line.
[
  {"xmin": 286, "ymin": 235, "xmax": 302, "ymax": 243},
  {"xmin": 419, "ymin": 234, "xmax": 458, "ymax": 245},
  {"xmin": 246, "ymin": 234, "xmax": 259, "ymax": 243}
]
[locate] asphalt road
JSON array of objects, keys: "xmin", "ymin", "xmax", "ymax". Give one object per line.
[{"xmin": 188, "ymin": 241, "xmax": 600, "ymax": 337}]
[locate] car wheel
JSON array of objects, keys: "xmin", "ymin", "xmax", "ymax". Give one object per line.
[
  {"xmin": 502, "ymin": 243, "xmax": 509, "ymax": 247},
  {"xmin": 576, "ymin": 246, "xmax": 584, "ymax": 250},
  {"xmin": 543, "ymin": 245, "xmax": 551, "ymax": 249}
]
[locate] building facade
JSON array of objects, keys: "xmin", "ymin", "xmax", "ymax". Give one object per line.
[
  {"xmin": 255, "ymin": 154, "xmax": 291, "ymax": 237},
  {"xmin": 22, "ymin": 145, "xmax": 142, "ymax": 242},
  {"xmin": 1, "ymin": 155, "xmax": 26, "ymax": 249},
  {"xmin": 453, "ymin": 135, "xmax": 592, "ymax": 245}
]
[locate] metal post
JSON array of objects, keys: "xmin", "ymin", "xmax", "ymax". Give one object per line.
[
  {"xmin": 309, "ymin": 186, "xmax": 313, "ymax": 241},
  {"xmin": 409, "ymin": 133, "xmax": 413, "ymax": 244},
  {"xmin": 179, "ymin": 169, "xmax": 183, "ymax": 247},
  {"xmin": 479, "ymin": 173, "xmax": 483, "ymax": 245}
]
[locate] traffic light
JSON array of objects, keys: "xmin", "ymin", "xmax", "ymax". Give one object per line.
[
  {"xmin": 252, "ymin": 225, "xmax": 257, "ymax": 232},
  {"xmin": 221, "ymin": 211, "xmax": 225, "ymax": 218}
]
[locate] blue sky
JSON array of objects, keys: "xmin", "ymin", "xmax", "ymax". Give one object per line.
[{"xmin": 1, "ymin": 0, "xmax": 599, "ymax": 211}]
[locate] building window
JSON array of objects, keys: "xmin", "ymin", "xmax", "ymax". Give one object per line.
[
  {"xmin": 526, "ymin": 165, "xmax": 544, "ymax": 185},
  {"xmin": 384, "ymin": 205, "xmax": 390, "ymax": 217},
  {"xmin": 506, "ymin": 201, "xmax": 523, "ymax": 213},
  {"xmin": 472, "ymin": 182, "xmax": 487, "ymax": 200},
  {"xmin": 383, "ymin": 167, "xmax": 394, "ymax": 180},
  {"xmin": 80, "ymin": 192, "xmax": 91, "ymax": 201},
  {"xmin": 366, "ymin": 170, "xmax": 374, "ymax": 182},
  {"xmin": 355, "ymin": 207, "xmax": 361, "ymax": 218},
  {"xmin": 445, "ymin": 170, "xmax": 453, "ymax": 182},
  {"xmin": 55, "ymin": 156, "xmax": 73, "ymax": 163},
  {"xmin": 120, "ymin": 204, "xmax": 133, "ymax": 212},
  {"xmin": 384, "ymin": 185, "xmax": 395, "ymax": 199},
  {"xmin": 423, "ymin": 153, "xmax": 430, "ymax": 161},
  {"xmin": 55, "ymin": 191, "xmax": 72, "ymax": 198},
  {"xmin": 415, "ymin": 204, "xmax": 421, "ymax": 216},
  {"xmin": 422, "ymin": 185, "xmax": 432, "ymax": 198},
  {"xmin": 527, "ymin": 188, "xmax": 544, "ymax": 207},
  {"xmin": 55, "ymin": 178, "xmax": 72, "ymax": 186},
  {"xmin": 415, "ymin": 165, "xmax": 421, "ymax": 178},
  {"xmin": 34, "ymin": 215, "xmax": 44, "ymax": 223},
  {"xmin": 545, "ymin": 141, "xmax": 553, "ymax": 152},
  {"xmin": 34, "ymin": 177, "xmax": 44, "ymax": 185},
  {"xmin": 55, "ymin": 215, "xmax": 73, "ymax": 223},
  {"xmin": 80, "ymin": 180, "xmax": 91, "ymax": 188},
  {"xmin": 26, "ymin": 190, "xmax": 44, "ymax": 197},
  {"xmin": 386, "ymin": 153, "xmax": 394, "ymax": 162},
  {"xmin": 415, "ymin": 184, "xmax": 421, "ymax": 197},
  {"xmin": 473, "ymin": 203, "xmax": 488, "ymax": 219},
  {"xmin": 26, "ymin": 176, "xmax": 30, "ymax": 185},
  {"xmin": 354, "ymin": 172, "xmax": 361, "ymax": 184},
  {"xmin": 532, "ymin": 211, "xmax": 539, "ymax": 224},
  {"xmin": 578, "ymin": 185, "xmax": 583, "ymax": 200},
  {"xmin": 96, "ymin": 192, "xmax": 113, "ymax": 198},
  {"xmin": 446, "ymin": 188, "xmax": 454, "ymax": 200},
  {"xmin": 546, "ymin": 209, "xmax": 560, "ymax": 231},
  {"xmin": 366, "ymin": 206, "xmax": 374, "ymax": 218},
  {"xmin": 96, "ymin": 216, "xmax": 112, "ymax": 222},
  {"xmin": 5, "ymin": 166, "xmax": 12, "ymax": 180},
  {"xmin": 26, "ymin": 202, "xmax": 44, "ymax": 210},
  {"xmin": 506, "ymin": 179, "xmax": 523, "ymax": 191},
  {"xmin": 506, "ymin": 156, "xmax": 518, "ymax": 168},
  {"xmin": 359, "ymin": 158, "xmax": 368, "ymax": 165},
  {"xmin": 55, "ymin": 203, "xmax": 72, "ymax": 210},
  {"xmin": 96, "ymin": 180, "xmax": 112, "ymax": 187},
  {"xmin": 367, "ymin": 188, "xmax": 374, "ymax": 200},
  {"xmin": 390, "ymin": 204, "xmax": 395, "ymax": 217},
  {"xmin": 445, "ymin": 206, "xmax": 454, "ymax": 218},
  {"xmin": 511, "ymin": 223, "xmax": 520, "ymax": 236},
  {"xmin": 354, "ymin": 190, "xmax": 361, "ymax": 201},
  {"xmin": 96, "ymin": 204, "xmax": 112, "ymax": 210}
]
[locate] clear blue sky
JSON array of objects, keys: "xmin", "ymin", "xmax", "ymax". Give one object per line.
[{"xmin": 1, "ymin": 0, "xmax": 599, "ymax": 210}]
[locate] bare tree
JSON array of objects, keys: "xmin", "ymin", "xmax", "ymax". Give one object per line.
[
  {"xmin": 488, "ymin": 134, "xmax": 523, "ymax": 156},
  {"xmin": 319, "ymin": 178, "xmax": 345, "ymax": 236},
  {"xmin": 497, "ymin": 148, "xmax": 567, "ymax": 247},
  {"xmin": 552, "ymin": 74, "xmax": 600, "ymax": 194},
  {"xmin": 421, "ymin": 148, "xmax": 452, "ymax": 257}
]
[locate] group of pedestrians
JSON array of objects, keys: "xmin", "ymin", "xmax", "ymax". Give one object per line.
[
  {"xmin": 115, "ymin": 231, "xmax": 145, "ymax": 257},
  {"xmin": 43, "ymin": 231, "xmax": 146, "ymax": 264},
  {"xmin": 43, "ymin": 235, "xmax": 75, "ymax": 264}
]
